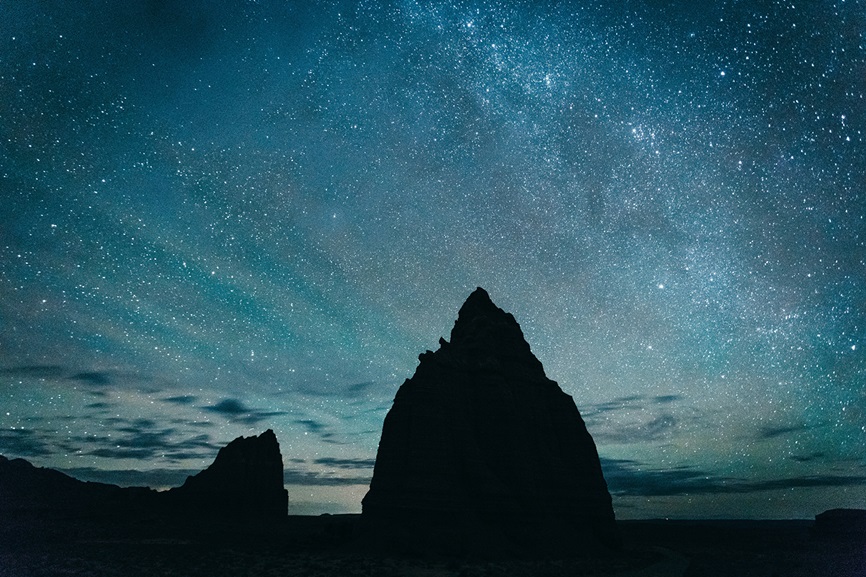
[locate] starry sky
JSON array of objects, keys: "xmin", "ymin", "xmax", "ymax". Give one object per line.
[{"xmin": 2, "ymin": 0, "xmax": 864, "ymax": 519}]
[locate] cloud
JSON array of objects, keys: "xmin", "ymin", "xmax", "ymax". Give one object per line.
[
  {"xmin": 86, "ymin": 401, "xmax": 112, "ymax": 409},
  {"xmin": 593, "ymin": 413, "xmax": 678, "ymax": 444},
  {"xmin": 788, "ymin": 452, "xmax": 826, "ymax": 463},
  {"xmin": 73, "ymin": 421, "xmax": 219, "ymax": 463},
  {"xmin": 0, "ymin": 428, "xmax": 53, "ymax": 457},
  {"xmin": 319, "ymin": 433, "xmax": 346, "ymax": 445},
  {"xmin": 746, "ymin": 475, "xmax": 866, "ymax": 491},
  {"xmin": 120, "ymin": 418, "xmax": 158, "ymax": 430},
  {"xmin": 758, "ymin": 423, "xmax": 808, "ymax": 439},
  {"xmin": 643, "ymin": 414, "xmax": 677, "ymax": 436},
  {"xmin": 601, "ymin": 458, "xmax": 866, "ymax": 497},
  {"xmin": 207, "ymin": 399, "xmax": 248, "ymax": 415},
  {"xmin": 295, "ymin": 419, "xmax": 327, "ymax": 433},
  {"xmin": 163, "ymin": 395, "xmax": 198, "ymax": 405},
  {"xmin": 0, "ymin": 365, "xmax": 156, "ymax": 393},
  {"xmin": 293, "ymin": 419, "xmax": 348, "ymax": 444},
  {"xmin": 69, "ymin": 371, "xmax": 113, "ymax": 386},
  {"xmin": 114, "ymin": 431, "xmax": 175, "ymax": 449},
  {"xmin": 313, "ymin": 457, "xmax": 376, "ymax": 470},
  {"xmin": 601, "ymin": 458, "xmax": 726, "ymax": 496},
  {"xmin": 582, "ymin": 395, "xmax": 647, "ymax": 418},
  {"xmin": 583, "ymin": 394, "xmax": 684, "ymax": 418},
  {"xmin": 0, "ymin": 364, "xmax": 65, "ymax": 379},
  {"xmin": 284, "ymin": 467, "xmax": 372, "ymax": 487},
  {"xmin": 203, "ymin": 398, "xmax": 285, "ymax": 425},
  {"xmin": 90, "ymin": 447, "xmax": 157, "ymax": 459},
  {"xmin": 346, "ymin": 381, "xmax": 376, "ymax": 394}
]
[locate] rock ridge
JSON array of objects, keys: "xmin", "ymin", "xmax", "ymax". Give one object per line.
[{"xmin": 0, "ymin": 429, "xmax": 288, "ymax": 521}]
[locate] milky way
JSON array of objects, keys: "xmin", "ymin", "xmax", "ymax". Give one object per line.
[{"xmin": 1, "ymin": 1, "xmax": 864, "ymax": 517}]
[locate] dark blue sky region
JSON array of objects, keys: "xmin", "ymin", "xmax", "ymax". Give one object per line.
[{"xmin": 1, "ymin": 0, "xmax": 864, "ymax": 518}]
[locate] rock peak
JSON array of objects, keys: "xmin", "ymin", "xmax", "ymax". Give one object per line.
[
  {"xmin": 447, "ymin": 288, "xmax": 541, "ymax": 373},
  {"xmin": 170, "ymin": 429, "xmax": 288, "ymax": 518},
  {"xmin": 458, "ymin": 286, "xmax": 495, "ymax": 313},
  {"xmin": 362, "ymin": 289, "xmax": 619, "ymax": 556},
  {"xmin": 257, "ymin": 428, "xmax": 278, "ymax": 444},
  {"xmin": 454, "ymin": 286, "xmax": 507, "ymax": 326}
]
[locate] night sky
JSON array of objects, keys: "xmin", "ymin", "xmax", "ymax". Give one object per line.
[{"xmin": 2, "ymin": 1, "xmax": 864, "ymax": 519}]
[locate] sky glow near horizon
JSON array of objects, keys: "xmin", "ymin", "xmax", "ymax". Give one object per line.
[{"xmin": 1, "ymin": 0, "xmax": 865, "ymax": 518}]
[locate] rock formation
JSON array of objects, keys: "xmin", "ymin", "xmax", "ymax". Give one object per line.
[
  {"xmin": 361, "ymin": 287, "xmax": 619, "ymax": 556},
  {"xmin": 0, "ymin": 429, "xmax": 288, "ymax": 521},
  {"xmin": 813, "ymin": 508, "xmax": 866, "ymax": 541},
  {"xmin": 0, "ymin": 454, "xmax": 157, "ymax": 517},
  {"xmin": 167, "ymin": 429, "xmax": 288, "ymax": 519}
]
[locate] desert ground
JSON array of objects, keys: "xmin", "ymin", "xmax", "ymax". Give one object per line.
[{"xmin": 1, "ymin": 514, "xmax": 862, "ymax": 577}]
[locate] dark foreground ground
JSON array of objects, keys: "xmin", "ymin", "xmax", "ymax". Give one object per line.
[{"xmin": 0, "ymin": 514, "xmax": 862, "ymax": 577}]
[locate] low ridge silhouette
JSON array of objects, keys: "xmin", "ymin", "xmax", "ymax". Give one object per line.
[{"xmin": 0, "ymin": 429, "xmax": 288, "ymax": 521}]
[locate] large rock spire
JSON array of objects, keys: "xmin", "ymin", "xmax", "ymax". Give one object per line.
[{"xmin": 361, "ymin": 288, "xmax": 619, "ymax": 556}]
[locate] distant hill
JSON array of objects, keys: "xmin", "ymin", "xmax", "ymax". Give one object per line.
[
  {"xmin": 0, "ymin": 429, "xmax": 288, "ymax": 521},
  {"xmin": 0, "ymin": 454, "xmax": 157, "ymax": 517},
  {"xmin": 813, "ymin": 508, "xmax": 866, "ymax": 541}
]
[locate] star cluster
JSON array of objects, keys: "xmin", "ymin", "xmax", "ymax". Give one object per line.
[{"xmin": 1, "ymin": 0, "xmax": 864, "ymax": 518}]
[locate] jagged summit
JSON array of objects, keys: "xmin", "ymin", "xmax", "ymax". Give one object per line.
[
  {"xmin": 455, "ymin": 286, "xmax": 498, "ymax": 320},
  {"xmin": 452, "ymin": 287, "xmax": 518, "ymax": 341},
  {"xmin": 177, "ymin": 429, "xmax": 282, "ymax": 493},
  {"xmin": 435, "ymin": 287, "xmax": 544, "ymax": 378},
  {"xmin": 362, "ymin": 288, "xmax": 619, "ymax": 557},
  {"xmin": 169, "ymin": 429, "xmax": 288, "ymax": 518}
]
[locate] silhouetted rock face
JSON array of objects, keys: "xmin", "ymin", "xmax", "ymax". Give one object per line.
[
  {"xmin": 0, "ymin": 430, "xmax": 288, "ymax": 521},
  {"xmin": 0, "ymin": 454, "xmax": 157, "ymax": 517},
  {"xmin": 813, "ymin": 508, "xmax": 866, "ymax": 540},
  {"xmin": 362, "ymin": 288, "xmax": 619, "ymax": 556},
  {"xmin": 168, "ymin": 429, "xmax": 288, "ymax": 519}
]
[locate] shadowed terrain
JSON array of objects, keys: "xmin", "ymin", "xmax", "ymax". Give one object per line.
[{"xmin": 1, "ymin": 512, "xmax": 864, "ymax": 577}]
